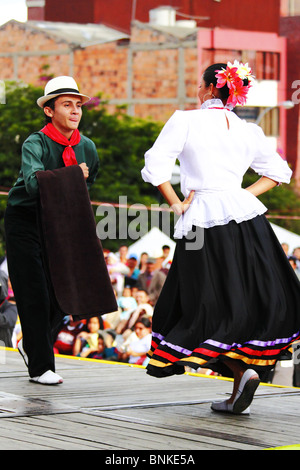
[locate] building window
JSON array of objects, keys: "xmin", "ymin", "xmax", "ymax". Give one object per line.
[
  {"xmin": 255, "ymin": 52, "xmax": 280, "ymax": 81},
  {"xmin": 202, "ymin": 50, "xmax": 280, "ymax": 81},
  {"xmin": 259, "ymin": 107, "xmax": 279, "ymax": 137},
  {"xmin": 288, "ymin": 0, "xmax": 300, "ymax": 15},
  {"xmin": 233, "ymin": 106, "xmax": 259, "ymax": 123}
]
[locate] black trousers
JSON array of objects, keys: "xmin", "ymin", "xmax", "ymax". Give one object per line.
[{"xmin": 4, "ymin": 204, "xmax": 64, "ymax": 377}]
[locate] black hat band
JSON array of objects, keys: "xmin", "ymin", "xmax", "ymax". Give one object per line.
[{"xmin": 47, "ymin": 88, "xmax": 80, "ymax": 96}]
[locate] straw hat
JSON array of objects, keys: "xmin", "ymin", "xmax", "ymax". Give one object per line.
[{"xmin": 37, "ymin": 76, "xmax": 90, "ymax": 108}]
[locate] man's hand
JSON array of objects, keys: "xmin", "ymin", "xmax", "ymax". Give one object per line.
[{"xmin": 79, "ymin": 162, "xmax": 89, "ymax": 179}]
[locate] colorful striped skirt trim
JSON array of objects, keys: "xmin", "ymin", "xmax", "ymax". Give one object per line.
[
  {"xmin": 146, "ymin": 216, "xmax": 300, "ymax": 379},
  {"xmin": 147, "ymin": 330, "xmax": 300, "ymax": 377}
]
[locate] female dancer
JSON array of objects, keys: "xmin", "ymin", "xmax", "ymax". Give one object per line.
[{"xmin": 141, "ymin": 62, "xmax": 300, "ymax": 414}]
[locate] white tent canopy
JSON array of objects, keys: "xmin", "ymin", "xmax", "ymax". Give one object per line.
[
  {"xmin": 127, "ymin": 223, "xmax": 300, "ymax": 261},
  {"xmin": 127, "ymin": 227, "xmax": 176, "ymax": 260},
  {"xmin": 270, "ymin": 223, "xmax": 300, "ymax": 254}
]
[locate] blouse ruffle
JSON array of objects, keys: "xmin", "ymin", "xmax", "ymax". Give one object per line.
[{"xmin": 174, "ymin": 188, "xmax": 267, "ymax": 238}]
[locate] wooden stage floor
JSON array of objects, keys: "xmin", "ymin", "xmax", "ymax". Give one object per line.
[{"xmin": 0, "ymin": 349, "xmax": 300, "ymax": 451}]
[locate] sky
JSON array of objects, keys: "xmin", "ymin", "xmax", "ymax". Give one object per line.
[{"xmin": 0, "ymin": 0, "xmax": 27, "ymax": 26}]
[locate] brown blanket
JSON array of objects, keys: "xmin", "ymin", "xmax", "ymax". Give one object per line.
[{"xmin": 36, "ymin": 166, "xmax": 117, "ymax": 319}]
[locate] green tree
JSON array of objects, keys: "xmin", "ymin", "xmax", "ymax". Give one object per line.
[
  {"xmin": 79, "ymin": 100, "xmax": 162, "ymax": 205},
  {"xmin": 0, "ymin": 82, "xmax": 44, "ymax": 189},
  {"xmin": 0, "ymin": 82, "xmax": 163, "ymax": 254},
  {"xmin": 0, "ymin": 81, "xmax": 299, "ymax": 256},
  {"xmin": 242, "ymin": 169, "xmax": 300, "ymax": 234}
]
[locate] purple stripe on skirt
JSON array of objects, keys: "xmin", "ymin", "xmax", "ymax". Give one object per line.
[{"xmin": 151, "ymin": 330, "xmax": 300, "ymax": 356}]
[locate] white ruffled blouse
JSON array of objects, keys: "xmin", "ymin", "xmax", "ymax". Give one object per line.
[{"xmin": 141, "ymin": 99, "xmax": 292, "ymax": 238}]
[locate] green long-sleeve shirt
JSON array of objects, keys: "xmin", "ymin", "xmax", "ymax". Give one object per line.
[{"xmin": 7, "ymin": 131, "xmax": 100, "ymax": 207}]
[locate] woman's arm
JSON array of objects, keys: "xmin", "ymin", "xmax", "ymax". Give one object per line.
[
  {"xmin": 157, "ymin": 181, "xmax": 194, "ymax": 216},
  {"xmin": 79, "ymin": 346, "xmax": 98, "ymax": 358},
  {"xmin": 245, "ymin": 176, "xmax": 277, "ymax": 197},
  {"xmin": 126, "ymin": 348, "xmax": 145, "ymax": 358}
]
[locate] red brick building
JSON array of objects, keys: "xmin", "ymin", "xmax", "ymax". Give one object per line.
[{"xmin": 1, "ymin": 0, "xmax": 298, "ymax": 185}]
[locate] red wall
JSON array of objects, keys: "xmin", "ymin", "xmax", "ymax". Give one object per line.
[
  {"xmin": 280, "ymin": 16, "xmax": 300, "ymax": 171},
  {"xmin": 43, "ymin": 0, "xmax": 280, "ymax": 34},
  {"xmin": 27, "ymin": 6, "xmax": 45, "ymax": 20},
  {"xmin": 44, "ymin": 0, "xmax": 95, "ymax": 25}
]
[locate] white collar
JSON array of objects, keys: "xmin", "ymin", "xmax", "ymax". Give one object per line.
[{"xmin": 200, "ymin": 98, "xmax": 233, "ymax": 111}]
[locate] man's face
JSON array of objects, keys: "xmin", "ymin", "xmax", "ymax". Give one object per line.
[
  {"xmin": 44, "ymin": 95, "xmax": 83, "ymax": 137},
  {"xmin": 146, "ymin": 262, "xmax": 155, "ymax": 273}
]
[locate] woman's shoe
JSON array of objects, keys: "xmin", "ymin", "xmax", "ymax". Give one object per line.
[
  {"xmin": 30, "ymin": 370, "xmax": 63, "ymax": 385},
  {"xmin": 211, "ymin": 400, "xmax": 250, "ymax": 415},
  {"xmin": 211, "ymin": 369, "xmax": 260, "ymax": 415},
  {"xmin": 232, "ymin": 369, "xmax": 260, "ymax": 414}
]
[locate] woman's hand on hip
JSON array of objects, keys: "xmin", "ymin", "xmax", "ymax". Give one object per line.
[{"xmin": 172, "ymin": 190, "xmax": 195, "ymax": 216}]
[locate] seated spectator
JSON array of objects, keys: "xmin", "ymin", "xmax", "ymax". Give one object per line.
[
  {"xmin": 87, "ymin": 330, "xmax": 119, "ymax": 361},
  {"xmin": 288, "ymin": 255, "xmax": 300, "ymax": 280},
  {"xmin": 80, "ymin": 333, "xmax": 106, "ymax": 359},
  {"xmin": 116, "ymin": 245, "xmax": 129, "ymax": 264},
  {"xmin": 0, "ymin": 271, "xmax": 18, "ymax": 348},
  {"xmin": 127, "ymin": 290, "xmax": 153, "ymax": 329},
  {"xmin": 73, "ymin": 316, "xmax": 102, "ymax": 357},
  {"xmin": 117, "ymin": 286, "xmax": 137, "ymax": 321},
  {"xmin": 53, "ymin": 316, "xmax": 86, "ymax": 355},
  {"xmin": 161, "ymin": 244, "xmax": 173, "ymax": 273},
  {"xmin": 292, "ymin": 247, "xmax": 300, "ymax": 270},
  {"xmin": 124, "ymin": 255, "xmax": 140, "ymax": 288},
  {"xmin": 106, "ymin": 252, "xmax": 129, "ymax": 297},
  {"xmin": 138, "ymin": 252, "xmax": 148, "ymax": 274},
  {"xmin": 118, "ymin": 317, "xmax": 152, "ymax": 366},
  {"xmin": 102, "ymin": 329, "xmax": 119, "ymax": 360},
  {"xmin": 131, "ymin": 286, "xmax": 138, "ymax": 300},
  {"xmin": 115, "ymin": 289, "xmax": 153, "ymax": 335},
  {"xmin": 136, "ymin": 257, "xmax": 166, "ymax": 306},
  {"xmin": 162, "ymin": 244, "xmax": 171, "ymax": 262}
]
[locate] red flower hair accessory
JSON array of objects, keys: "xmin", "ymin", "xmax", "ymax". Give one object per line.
[{"xmin": 215, "ymin": 61, "xmax": 254, "ymax": 108}]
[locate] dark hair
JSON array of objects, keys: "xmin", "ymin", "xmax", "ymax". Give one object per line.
[
  {"xmin": 135, "ymin": 316, "xmax": 151, "ymax": 329},
  {"xmin": 203, "ymin": 63, "xmax": 249, "ymax": 103},
  {"xmin": 43, "ymin": 96, "xmax": 57, "ymax": 124},
  {"xmin": 203, "ymin": 63, "xmax": 229, "ymax": 101}
]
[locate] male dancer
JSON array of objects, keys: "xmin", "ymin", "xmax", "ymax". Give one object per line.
[{"xmin": 5, "ymin": 76, "xmax": 102, "ymax": 384}]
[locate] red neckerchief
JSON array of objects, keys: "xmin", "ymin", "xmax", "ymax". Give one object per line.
[{"xmin": 40, "ymin": 123, "xmax": 81, "ymax": 166}]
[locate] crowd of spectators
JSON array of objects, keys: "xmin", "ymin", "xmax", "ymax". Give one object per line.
[
  {"xmin": 1, "ymin": 241, "xmax": 299, "ymax": 371},
  {"xmin": 0, "ymin": 244, "xmax": 172, "ymax": 367}
]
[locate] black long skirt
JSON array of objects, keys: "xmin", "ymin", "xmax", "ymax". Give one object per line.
[{"xmin": 146, "ymin": 215, "xmax": 300, "ymax": 379}]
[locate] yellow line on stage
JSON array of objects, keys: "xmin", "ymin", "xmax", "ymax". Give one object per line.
[
  {"xmin": 3, "ymin": 346, "xmax": 299, "ymax": 390},
  {"xmin": 264, "ymin": 444, "xmax": 300, "ymax": 450}
]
